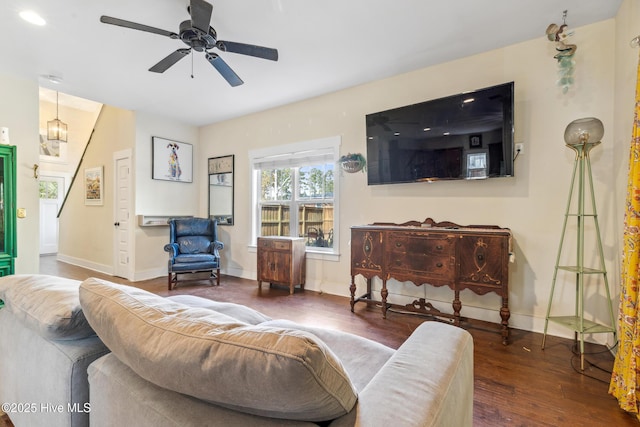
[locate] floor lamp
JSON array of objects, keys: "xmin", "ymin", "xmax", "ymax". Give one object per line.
[{"xmin": 542, "ymin": 117, "xmax": 617, "ymax": 370}]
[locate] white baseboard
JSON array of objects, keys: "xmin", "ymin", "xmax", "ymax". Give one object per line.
[
  {"xmin": 55, "ymin": 253, "xmax": 114, "ymax": 276},
  {"xmin": 133, "ymin": 267, "xmax": 166, "ymax": 282}
]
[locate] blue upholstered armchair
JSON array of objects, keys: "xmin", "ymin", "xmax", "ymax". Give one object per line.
[{"xmin": 163, "ymin": 217, "xmax": 224, "ymax": 290}]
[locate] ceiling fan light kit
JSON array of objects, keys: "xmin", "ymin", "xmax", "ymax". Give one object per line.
[{"xmin": 100, "ymin": 0, "xmax": 278, "ymax": 86}]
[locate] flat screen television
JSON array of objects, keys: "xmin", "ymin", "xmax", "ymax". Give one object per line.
[{"xmin": 365, "ymin": 82, "xmax": 514, "ymax": 185}]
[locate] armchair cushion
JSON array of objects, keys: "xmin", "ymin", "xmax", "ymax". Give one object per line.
[{"xmin": 177, "ymin": 235, "xmax": 213, "ymax": 255}]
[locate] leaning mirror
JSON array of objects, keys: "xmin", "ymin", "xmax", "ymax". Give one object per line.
[{"xmin": 208, "ymin": 155, "xmax": 234, "ymax": 225}]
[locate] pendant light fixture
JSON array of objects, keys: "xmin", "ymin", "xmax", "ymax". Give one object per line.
[{"xmin": 47, "ymin": 91, "xmax": 67, "ymax": 142}]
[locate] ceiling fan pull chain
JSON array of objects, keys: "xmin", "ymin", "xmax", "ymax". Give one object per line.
[{"xmin": 191, "ymin": 50, "xmax": 194, "ymax": 78}]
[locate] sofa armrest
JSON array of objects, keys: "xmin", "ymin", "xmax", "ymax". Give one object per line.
[
  {"xmin": 330, "ymin": 322, "xmax": 473, "ymax": 427},
  {"xmin": 163, "ymin": 243, "xmax": 179, "ymax": 258}
]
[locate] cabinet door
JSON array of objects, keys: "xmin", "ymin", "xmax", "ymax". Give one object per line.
[
  {"xmin": 351, "ymin": 229, "xmax": 383, "ymax": 275},
  {"xmin": 260, "ymin": 251, "xmax": 291, "ymax": 284},
  {"xmin": 457, "ymin": 234, "xmax": 507, "ymax": 293},
  {"xmin": 0, "ymin": 146, "xmax": 16, "ymax": 274}
]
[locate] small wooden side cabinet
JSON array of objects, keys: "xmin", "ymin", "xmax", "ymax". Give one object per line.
[{"xmin": 257, "ymin": 236, "xmax": 306, "ymax": 294}]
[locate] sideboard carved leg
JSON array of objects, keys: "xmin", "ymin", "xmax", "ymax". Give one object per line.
[
  {"xmin": 500, "ymin": 296, "xmax": 510, "ymax": 345},
  {"xmin": 453, "ymin": 290, "xmax": 462, "ymax": 327},
  {"xmin": 349, "ymin": 276, "xmax": 356, "ymax": 312},
  {"xmin": 381, "ymin": 281, "xmax": 389, "ymax": 319}
]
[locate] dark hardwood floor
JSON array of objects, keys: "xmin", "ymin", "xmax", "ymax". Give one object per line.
[{"xmin": 2, "ymin": 256, "xmax": 634, "ymax": 426}]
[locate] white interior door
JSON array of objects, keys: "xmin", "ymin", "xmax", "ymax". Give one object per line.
[
  {"xmin": 114, "ymin": 151, "xmax": 132, "ymax": 279},
  {"xmin": 39, "ymin": 175, "xmax": 65, "ymax": 254}
]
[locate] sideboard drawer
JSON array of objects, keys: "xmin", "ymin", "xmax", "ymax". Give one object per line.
[
  {"xmin": 388, "ymin": 234, "xmax": 455, "ymax": 256},
  {"xmin": 259, "ymin": 239, "xmax": 291, "ymax": 251},
  {"xmin": 387, "ymin": 253, "xmax": 454, "ymax": 280}
]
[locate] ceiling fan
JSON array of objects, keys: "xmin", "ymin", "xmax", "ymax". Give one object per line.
[{"xmin": 100, "ymin": 0, "xmax": 278, "ymax": 87}]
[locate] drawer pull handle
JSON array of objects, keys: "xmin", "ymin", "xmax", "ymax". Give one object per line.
[
  {"xmin": 436, "ymin": 245, "xmax": 443, "ymax": 250},
  {"xmin": 395, "ymin": 242, "xmax": 402, "ymax": 247},
  {"xmin": 436, "ymin": 262, "xmax": 443, "ymax": 268},
  {"xmin": 477, "ymin": 254, "xmax": 485, "ymax": 262}
]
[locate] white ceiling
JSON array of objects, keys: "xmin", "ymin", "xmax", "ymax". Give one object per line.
[{"xmin": 0, "ymin": 0, "xmax": 623, "ymax": 126}]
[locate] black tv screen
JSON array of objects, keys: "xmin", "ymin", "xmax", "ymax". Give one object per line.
[{"xmin": 366, "ymin": 82, "xmax": 514, "ymax": 185}]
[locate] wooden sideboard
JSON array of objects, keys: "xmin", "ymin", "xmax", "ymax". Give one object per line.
[
  {"xmin": 350, "ymin": 218, "xmax": 512, "ymax": 344},
  {"xmin": 257, "ymin": 237, "xmax": 306, "ymax": 294}
]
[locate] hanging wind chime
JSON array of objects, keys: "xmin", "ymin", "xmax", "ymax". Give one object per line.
[{"xmin": 545, "ymin": 10, "xmax": 578, "ymax": 94}]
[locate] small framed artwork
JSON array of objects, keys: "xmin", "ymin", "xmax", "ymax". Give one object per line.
[
  {"xmin": 208, "ymin": 155, "xmax": 234, "ymax": 174},
  {"xmin": 84, "ymin": 166, "xmax": 103, "ymax": 206},
  {"xmin": 469, "ymin": 134, "xmax": 482, "ymax": 148},
  {"xmin": 152, "ymin": 136, "xmax": 193, "ymax": 183}
]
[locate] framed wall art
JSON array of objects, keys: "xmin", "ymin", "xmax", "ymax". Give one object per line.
[
  {"xmin": 152, "ymin": 136, "xmax": 193, "ymax": 183},
  {"xmin": 469, "ymin": 134, "xmax": 482, "ymax": 148},
  {"xmin": 39, "ymin": 133, "xmax": 68, "ymax": 164},
  {"xmin": 84, "ymin": 166, "xmax": 103, "ymax": 206}
]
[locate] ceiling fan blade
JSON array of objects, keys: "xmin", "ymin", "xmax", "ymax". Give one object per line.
[
  {"xmin": 216, "ymin": 41, "xmax": 279, "ymax": 61},
  {"xmin": 205, "ymin": 52, "xmax": 243, "ymax": 87},
  {"xmin": 149, "ymin": 49, "xmax": 191, "ymax": 73},
  {"xmin": 100, "ymin": 16, "xmax": 178, "ymax": 39},
  {"xmin": 190, "ymin": 0, "xmax": 213, "ymax": 33}
]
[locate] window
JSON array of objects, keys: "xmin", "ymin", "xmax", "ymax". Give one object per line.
[
  {"xmin": 466, "ymin": 152, "xmax": 488, "ymax": 179},
  {"xmin": 39, "ymin": 180, "xmax": 59, "ymax": 199},
  {"xmin": 250, "ymin": 136, "xmax": 340, "ymax": 255}
]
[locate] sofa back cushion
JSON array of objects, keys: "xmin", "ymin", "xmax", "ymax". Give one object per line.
[
  {"xmin": 165, "ymin": 294, "xmax": 272, "ymax": 325},
  {"xmin": 79, "ymin": 278, "xmax": 357, "ymax": 422},
  {"xmin": 0, "ymin": 274, "xmax": 95, "ymax": 340}
]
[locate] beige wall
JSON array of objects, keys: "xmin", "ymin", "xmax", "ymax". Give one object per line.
[
  {"xmin": 133, "ymin": 112, "xmax": 199, "ymax": 280},
  {"xmin": 0, "ymin": 73, "xmax": 40, "ymax": 273},
  {"xmin": 2, "ymin": 4, "xmax": 638, "ymax": 343},
  {"xmin": 55, "ymin": 109, "xmax": 199, "ymax": 281},
  {"xmin": 199, "ymin": 18, "xmax": 626, "ymax": 341},
  {"xmin": 38, "ymin": 97, "xmax": 101, "ymax": 178},
  {"xmin": 57, "ymin": 105, "xmax": 136, "ymax": 273}
]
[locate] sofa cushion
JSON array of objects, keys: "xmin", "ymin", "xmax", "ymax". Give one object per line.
[
  {"xmin": 166, "ymin": 294, "xmax": 271, "ymax": 325},
  {"xmin": 0, "ymin": 274, "xmax": 95, "ymax": 340},
  {"xmin": 79, "ymin": 278, "xmax": 357, "ymax": 422},
  {"xmin": 260, "ymin": 319, "xmax": 394, "ymax": 392}
]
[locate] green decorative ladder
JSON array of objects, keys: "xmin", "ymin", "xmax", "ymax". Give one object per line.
[{"xmin": 541, "ymin": 141, "xmax": 616, "ymax": 370}]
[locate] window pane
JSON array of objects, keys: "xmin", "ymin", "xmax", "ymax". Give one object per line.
[
  {"xmin": 260, "ymin": 204, "xmax": 290, "ymax": 237},
  {"xmin": 261, "ymin": 168, "xmax": 292, "ymax": 201},
  {"xmin": 300, "ymin": 203, "xmax": 334, "ymax": 248},
  {"xmin": 39, "ymin": 181, "xmax": 58, "ymax": 199},
  {"xmin": 298, "ymin": 164, "xmax": 334, "ymax": 199}
]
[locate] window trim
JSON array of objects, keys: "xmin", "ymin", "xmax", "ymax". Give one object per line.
[{"xmin": 249, "ymin": 136, "xmax": 341, "ymax": 256}]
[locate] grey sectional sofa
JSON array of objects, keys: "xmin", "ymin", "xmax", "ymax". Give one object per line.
[{"xmin": 0, "ymin": 275, "xmax": 474, "ymax": 426}]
